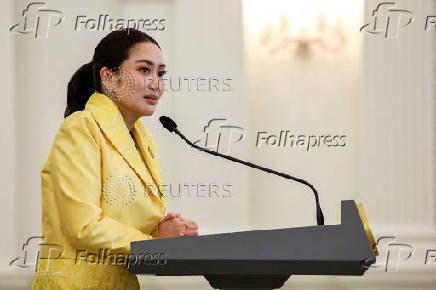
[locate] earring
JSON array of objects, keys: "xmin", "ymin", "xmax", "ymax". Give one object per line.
[{"xmin": 102, "ymin": 66, "xmax": 136, "ymax": 101}]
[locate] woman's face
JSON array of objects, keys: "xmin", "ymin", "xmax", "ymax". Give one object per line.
[{"xmin": 103, "ymin": 42, "xmax": 166, "ymax": 118}]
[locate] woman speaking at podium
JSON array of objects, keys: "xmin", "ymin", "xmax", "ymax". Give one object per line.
[{"xmin": 32, "ymin": 28, "xmax": 198, "ymax": 289}]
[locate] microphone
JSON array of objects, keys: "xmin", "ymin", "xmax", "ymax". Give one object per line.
[{"xmin": 159, "ymin": 116, "xmax": 325, "ymax": 226}]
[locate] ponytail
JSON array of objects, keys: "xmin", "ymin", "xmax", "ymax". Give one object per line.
[{"xmin": 64, "ymin": 62, "xmax": 96, "ymax": 118}]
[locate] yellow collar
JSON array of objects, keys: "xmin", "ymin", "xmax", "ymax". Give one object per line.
[{"xmin": 84, "ymin": 91, "xmax": 163, "ymax": 197}]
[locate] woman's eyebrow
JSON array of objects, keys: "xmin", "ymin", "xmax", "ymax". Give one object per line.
[{"xmin": 135, "ymin": 59, "xmax": 166, "ymax": 68}]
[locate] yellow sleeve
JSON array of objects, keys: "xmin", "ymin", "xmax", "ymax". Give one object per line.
[{"xmin": 50, "ymin": 112, "xmax": 152, "ymax": 254}]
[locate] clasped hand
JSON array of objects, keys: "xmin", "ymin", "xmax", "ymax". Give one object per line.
[{"xmin": 156, "ymin": 212, "xmax": 199, "ymax": 239}]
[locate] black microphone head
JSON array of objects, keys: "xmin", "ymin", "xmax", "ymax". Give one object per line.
[{"xmin": 159, "ymin": 116, "xmax": 177, "ymax": 132}]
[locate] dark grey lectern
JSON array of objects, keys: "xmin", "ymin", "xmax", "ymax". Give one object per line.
[{"xmin": 128, "ymin": 200, "xmax": 378, "ymax": 289}]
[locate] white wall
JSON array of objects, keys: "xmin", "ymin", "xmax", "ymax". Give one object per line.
[
  {"xmin": 157, "ymin": 0, "xmax": 251, "ymax": 235},
  {"xmin": 0, "ymin": 0, "xmax": 17, "ymax": 277},
  {"xmin": 1, "ymin": 0, "xmax": 435, "ymax": 289},
  {"xmin": 360, "ymin": 0, "xmax": 435, "ymax": 227},
  {"xmin": 243, "ymin": 0, "xmax": 364, "ymax": 229}
]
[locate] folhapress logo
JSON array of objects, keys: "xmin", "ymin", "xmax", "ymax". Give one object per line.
[
  {"xmin": 9, "ymin": 236, "xmax": 64, "ymax": 271},
  {"xmin": 10, "ymin": 2, "xmax": 65, "ymax": 39},
  {"xmin": 370, "ymin": 236, "xmax": 414, "ymax": 272},
  {"xmin": 360, "ymin": 2, "xmax": 414, "ymax": 38},
  {"xmin": 256, "ymin": 131, "xmax": 346, "ymax": 151},
  {"xmin": 194, "ymin": 119, "xmax": 245, "ymax": 154}
]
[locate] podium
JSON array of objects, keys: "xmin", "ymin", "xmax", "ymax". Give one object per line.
[{"xmin": 128, "ymin": 200, "xmax": 377, "ymax": 289}]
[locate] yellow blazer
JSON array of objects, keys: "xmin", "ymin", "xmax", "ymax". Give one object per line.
[{"xmin": 32, "ymin": 91, "xmax": 166, "ymax": 289}]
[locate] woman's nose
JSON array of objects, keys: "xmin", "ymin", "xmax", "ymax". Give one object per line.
[{"xmin": 146, "ymin": 74, "xmax": 159, "ymax": 91}]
